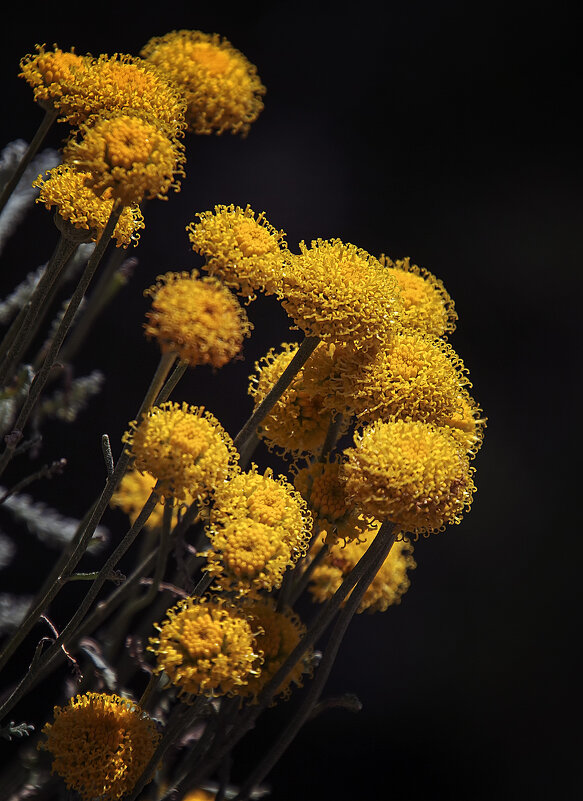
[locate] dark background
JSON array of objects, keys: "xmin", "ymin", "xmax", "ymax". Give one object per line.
[{"xmin": 0, "ymin": 2, "xmax": 581, "ymax": 799}]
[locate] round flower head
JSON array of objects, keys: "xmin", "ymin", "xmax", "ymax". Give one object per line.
[
  {"xmin": 141, "ymin": 29, "xmax": 265, "ymax": 135},
  {"xmin": 187, "ymin": 204, "xmax": 287, "ymax": 300},
  {"xmin": 342, "ymin": 419, "xmax": 476, "ymax": 536},
  {"xmin": 441, "ymin": 388, "xmax": 486, "ymax": 458},
  {"xmin": 33, "ymin": 164, "xmax": 144, "ymax": 247},
  {"xmin": 149, "ymin": 596, "xmax": 259, "ymax": 698},
  {"xmin": 39, "ymin": 692, "xmax": 160, "ymax": 801},
  {"xmin": 239, "ymin": 599, "xmax": 311, "ymax": 701},
  {"xmin": 110, "ymin": 469, "xmax": 196, "ymax": 531},
  {"xmin": 20, "ymin": 45, "xmax": 89, "ymax": 113},
  {"xmin": 63, "ymin": 112, "xmax": 185, "ymax": 204},
  {"xmin": 308, "ymin": 521, "xmax": 416, "ymax": 613},
  {"xmin": 49, "ymin": 52, "xmax": 187, "ymax": 135},
  {"xmin": 338, "ymin": 329, "xmax": 471, "ymax": 426},
  {"xmin": 144, "ymin": 270, "xmax": 252, "ymax": 368},
  {"xmin": 379, "ymin": 255, "xmax": 457, "ymax": 337},
  {"xmin": 205, "ymin": 518, "xmax": 294, "ymax": 595},
  {"xmin": 122, "ymin": 401, "xmax": 239, "ymax": 503},
  {"xmin": 210, "ymin": 465, "xmax": 313, "ymax": 559},
  {"xmin": 279, "ymin": 239, "xmax": 402, "ymax": 351}
]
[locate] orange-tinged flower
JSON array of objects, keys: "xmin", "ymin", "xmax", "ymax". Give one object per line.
[
  {"xmin": 110, "ymin": 469, "xmax": 196, "ymax": 530},
  {"xmin": 141, "ymin": 30, "xmax": 265, "ymax": 135},
  {"xmin": 144, "ymin": 270, "xmax": 252, "ymax": 367},
  {"xmin": 20, "ymin": 45, "xmax": 89, "ymax": 112},
  {"xmin": 39, "ymin": 692, "xmax": 160, "ymax": 801}
]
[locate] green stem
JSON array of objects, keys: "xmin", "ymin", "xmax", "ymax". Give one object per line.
[
  {"xmin": 134, "ymin": 351, "xmax": 178, "ymax": 423},
  {"xmin": 288, "ymin": 542, "xmax": 329, "ymax": 607}
]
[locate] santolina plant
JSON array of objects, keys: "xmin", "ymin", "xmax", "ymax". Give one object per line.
[{"xmin": 0, "ymin": 29, "xmax": 485, "ymax": 801}]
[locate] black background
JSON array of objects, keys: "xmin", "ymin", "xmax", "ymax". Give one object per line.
[{"xmin": 0, "ymin": 2, "xmax": 581, "ymax": 800}]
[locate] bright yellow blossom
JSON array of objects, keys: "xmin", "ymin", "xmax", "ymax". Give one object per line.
[
  {"xmin": 187, "ymin": 204, "xmax": 287, "ymax": 300},
  {"xmin": 122, "ymin": 402, "xmax": 239, "ymax": 503},
  {"xmin": 39, "ymin": 692, "xmax": 160, "ymax": 801},
  {"xmin": 110, "ymin": 469, "xmax": 196, "ymax": 530},
  {"xmin": 33, "ymin": 164, "xmax": 144, "ymax": 247},
  {"xmin": 342, "ymin": 419, "xmax": 476, "ymax": 536},
  {"xmin": 144, "ymin": 270, "xmax": 252, "ymax": 367},
  {"xmin": 149, "ymin": 597, "xmax": 259, "ymax": 698},
  {"xmin": 141, "ymin": 30, "xmax": 265, "ymax": 135},
  {"xmin": 19, "ymin": 45, "xmax": 89, "ymax": 113},
  {"xmin": 441, "ymin": 388, "xmax": 487, "ymax": 457}
]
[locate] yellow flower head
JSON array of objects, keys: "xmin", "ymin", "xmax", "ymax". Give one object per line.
[
  {"xmin": 379, "ymin": 255, "xmax": 457, "ymax": 337},
  {"xmin": 110, "ymin": 469, "xmax": 196, "ymax": 530},
  {"xmin": 342, "ymin": 419, "xmax": 476, "ymax": 536},
  {"xmin": 39, "ymin": 692, "xmax": 160, "ymax": 801},
  {"xmin": 20, "ymin": 45, "xmax": 89, "ymax": 112},
  {"xmin": 63, "ymin": 113, "xmax": 185, "ymax": 204},
  {"xmin": 210, "ymin": 465, "xmax": 313, "ymax": 558},
  {"xmin": 122, "ymin": 402, "xmax": 239, "ymax": 503},
  {"xmin": 149, "ymin": 596, "xmax": 259, "ymax": 698},
  {"xmin": 144, "ymin": 270, "xmax": 252, "ymax": 368},
  {"xmin": 33, "ymin": 164, "xmax": 144, "ymax": 247},
  {"xmin": 141, "ymin": 30, "xmax": 265, "ymax": 135},
  {"xmin": 239, "ymin": 599, "xmax": 311, "ymax": 701},
  {"xmin": 338, "ymin": 329, "xmax": 470, "ymax": 426},
  {"xmin": 205, "ymin": 518, "xmax": 294, "ymax": 595},
  {"xmin": 187, "ymin": 204, "xmax": 287, "ymax": 300},
  {"xmin": 248, "ymin": 342, "xmax": 343, "ymax": 458},
  {"xmin": 279, "ymin": 239, "xmax": 402, "ymax": 351},
  {"xmin": 441, "ymin": 388, "xmax": 487, "ymax": 458},
  {"xmin": 47, "ymin": 52, "xmax": 187, "ymax": 135},
  {"xmin": 308, "ymin": 520, "xmax": 416, "ymax": 613}
]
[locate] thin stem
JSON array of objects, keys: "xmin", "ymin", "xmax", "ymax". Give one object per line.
[
  {"xmin": 155, "ymin": 359, "xmax": 188, "ymax": 405},
  {"xmin": 288, "ymin": 542, "xmax": 329, "ymax": 607},
  {"xmin": 135, "ymin": 351, "xmax": 178, "ymax": 423}
]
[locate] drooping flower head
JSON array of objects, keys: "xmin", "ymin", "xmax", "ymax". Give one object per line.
[
  {"xmin": 379, "ymin": 255, "xmax": 457, "ymax": 337},
  {"xmin": 187, "ymin": 204, "xmax": 287, "ymax": 300},
  {"xmin": 341, "ymin": 419, "xmax": 476, "ymax": 536},
  {"xmin": 33, "ymin": 164, "xmax": 144, "ymax": 247},
  {"xmin": 141, "ymin": 30, "xmax": 266, "ymax": 135},
  {"xmin": 279, "ymin": 239, "xmax": 402, "ymax": 351},
  {"xmin": 308, "ymin": 520, "xmax": 416, "ymax": 612},
  {"xmin": 122, "ymin": 402, "xmax": 239, "ymax": 503},
  {"xmin": 39, "ymin": 692, "xmax": 160, "ymax": 801},
  {"xmin": 20, "ymin": 45, "xmax": 89, "ymax": 113},
  {"xmin": 144, "ymin": 270, "xmax": 252, "ymax": 367},
  {"xmin": 63, "ymin": 112, "xmax": 185, "ymax": 204},
  {"xmin": 110, "ymin": 469, "xmax": 196, "ymax": 530},
  {"xmin": 149, "ymin": 596, "xmax": 259, "ymax": 698}
]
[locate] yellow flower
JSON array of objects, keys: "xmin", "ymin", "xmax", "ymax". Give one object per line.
[
  {"xmin": 205, "ymin": 518, "xmax": 294, "ymax": 594},
  {"xmin": 110, "ymin": 469, "xmax": 196, "ymax": 530},
  {"xmin": 279, "ymin": 238, "xmax": 402, "ymax": 351},
  {"xmin": 144, "ymin": 270, "xmax": 252, "ymax": 368},
  {"xmin": 337, "ymin": 329, "xmax": 470, "ymax": 426},
  {"xmin": 379, "ymin": 255, "xmax": 457, "ymax": 337},
  {"xmin": 184, "ymin": 791, "xmax": 215, "ymax": 801},
  {"xmin": 342, "ymin": 419, "xmax": 476, "ymax": 536},
  {"xmin": 63, "ymin": 113, "xmax": 185, "ymax": 204},
  {"xmin": 141, "ymin": 30, "xmax": 265, "ymax": 136},
  {"xmin": 122, "ymin": 402, "xmax": 239, "ymax": 503},
  {"xmin": 240, "ymin": 599, "xmax": 311, "ymax": 701},
  {"xmin": 307, "ymin": 520, "xmax": 416, "ymax": 613},
  {"xmin": 187, "ymin": 204, "xmax": 287, "ymax": 300},
  {"xmin": 33, "ymin": 164, "xmax": 144, "ymax": 247},
  {"xmin": 441, "ymin": 388, "xmax": 487, "ymax": 458},
  {"xmin": 39, "ymin": 692, "xmax": 160, "ymax": 801},
  {"xmin": 19, "ymin": 45, "xmax": 89, "ymax": 112},
  {"xmin": 149, "ymin": 597, "xmax": 259, "ymax": 698}
]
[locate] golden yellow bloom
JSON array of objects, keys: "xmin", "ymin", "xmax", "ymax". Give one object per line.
[
  {"xmin": 33, "ymin": 164, "xmax": 144, "ymax": 247},
  {"xmin": 149, "ymin": 597, "xmax": 259, "ymax": 698},
  {"xmin": 205, "ymin": 518, "xmax": 294, "ymax": 594},
  {"xmin": 338, "ymin": 329, "xmax": 470, "ymax": 426},
  {"xmin": 210, "ymin": 465, "xmax": 313, "ymax": 559},
  {"xmin": 308, "ymin": 521, "xmax": 416, "ymax": 612},
  {"xmin": 342, "ymin": 419, "xmax": 476, "ymax": 536},
  {"xmin": 187, "ymin": 204, "xmax": 287, "ymax": 300},
  {"xmin": 122, "ymin": 402, "xmax": 239, "ymax": 503},
  {"xmin": 184, "ymin": 791, "xmax": 215, "ymax": 801},
  {"xmin": 240, "ymin": 599, "xmax": 311, "ymax": 701},
  {"xmin": 441, "ymin": 388, "xmax": 486, "ymax": 458},
  {"xmin": 19, "ymin": 45, "xmax": 89, "ymax": 112},
  {"xmin": 39, "ymin": 692, "xmax": 160, "ymax": 801},
  {"xmin": 141, "ymin": 30, "xmax": 265, "ymax": 135},
  {"xmin": 144, "ymin": 270, "xmax": 252, "ymax": 368},
  {"xmin": 110, "ymin": 469, "xmax": 196, "ymax": 530},
  {"xmin": 380, "ymin": 255, "xmax": 457, "ymax": 337},
  {"xmin": 279, "ymin": 239, "xmax": 402, "ymax": 351},
  {"xmin": 63, "ymin": 113, "xmax": 185, "ymax": 204}
]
